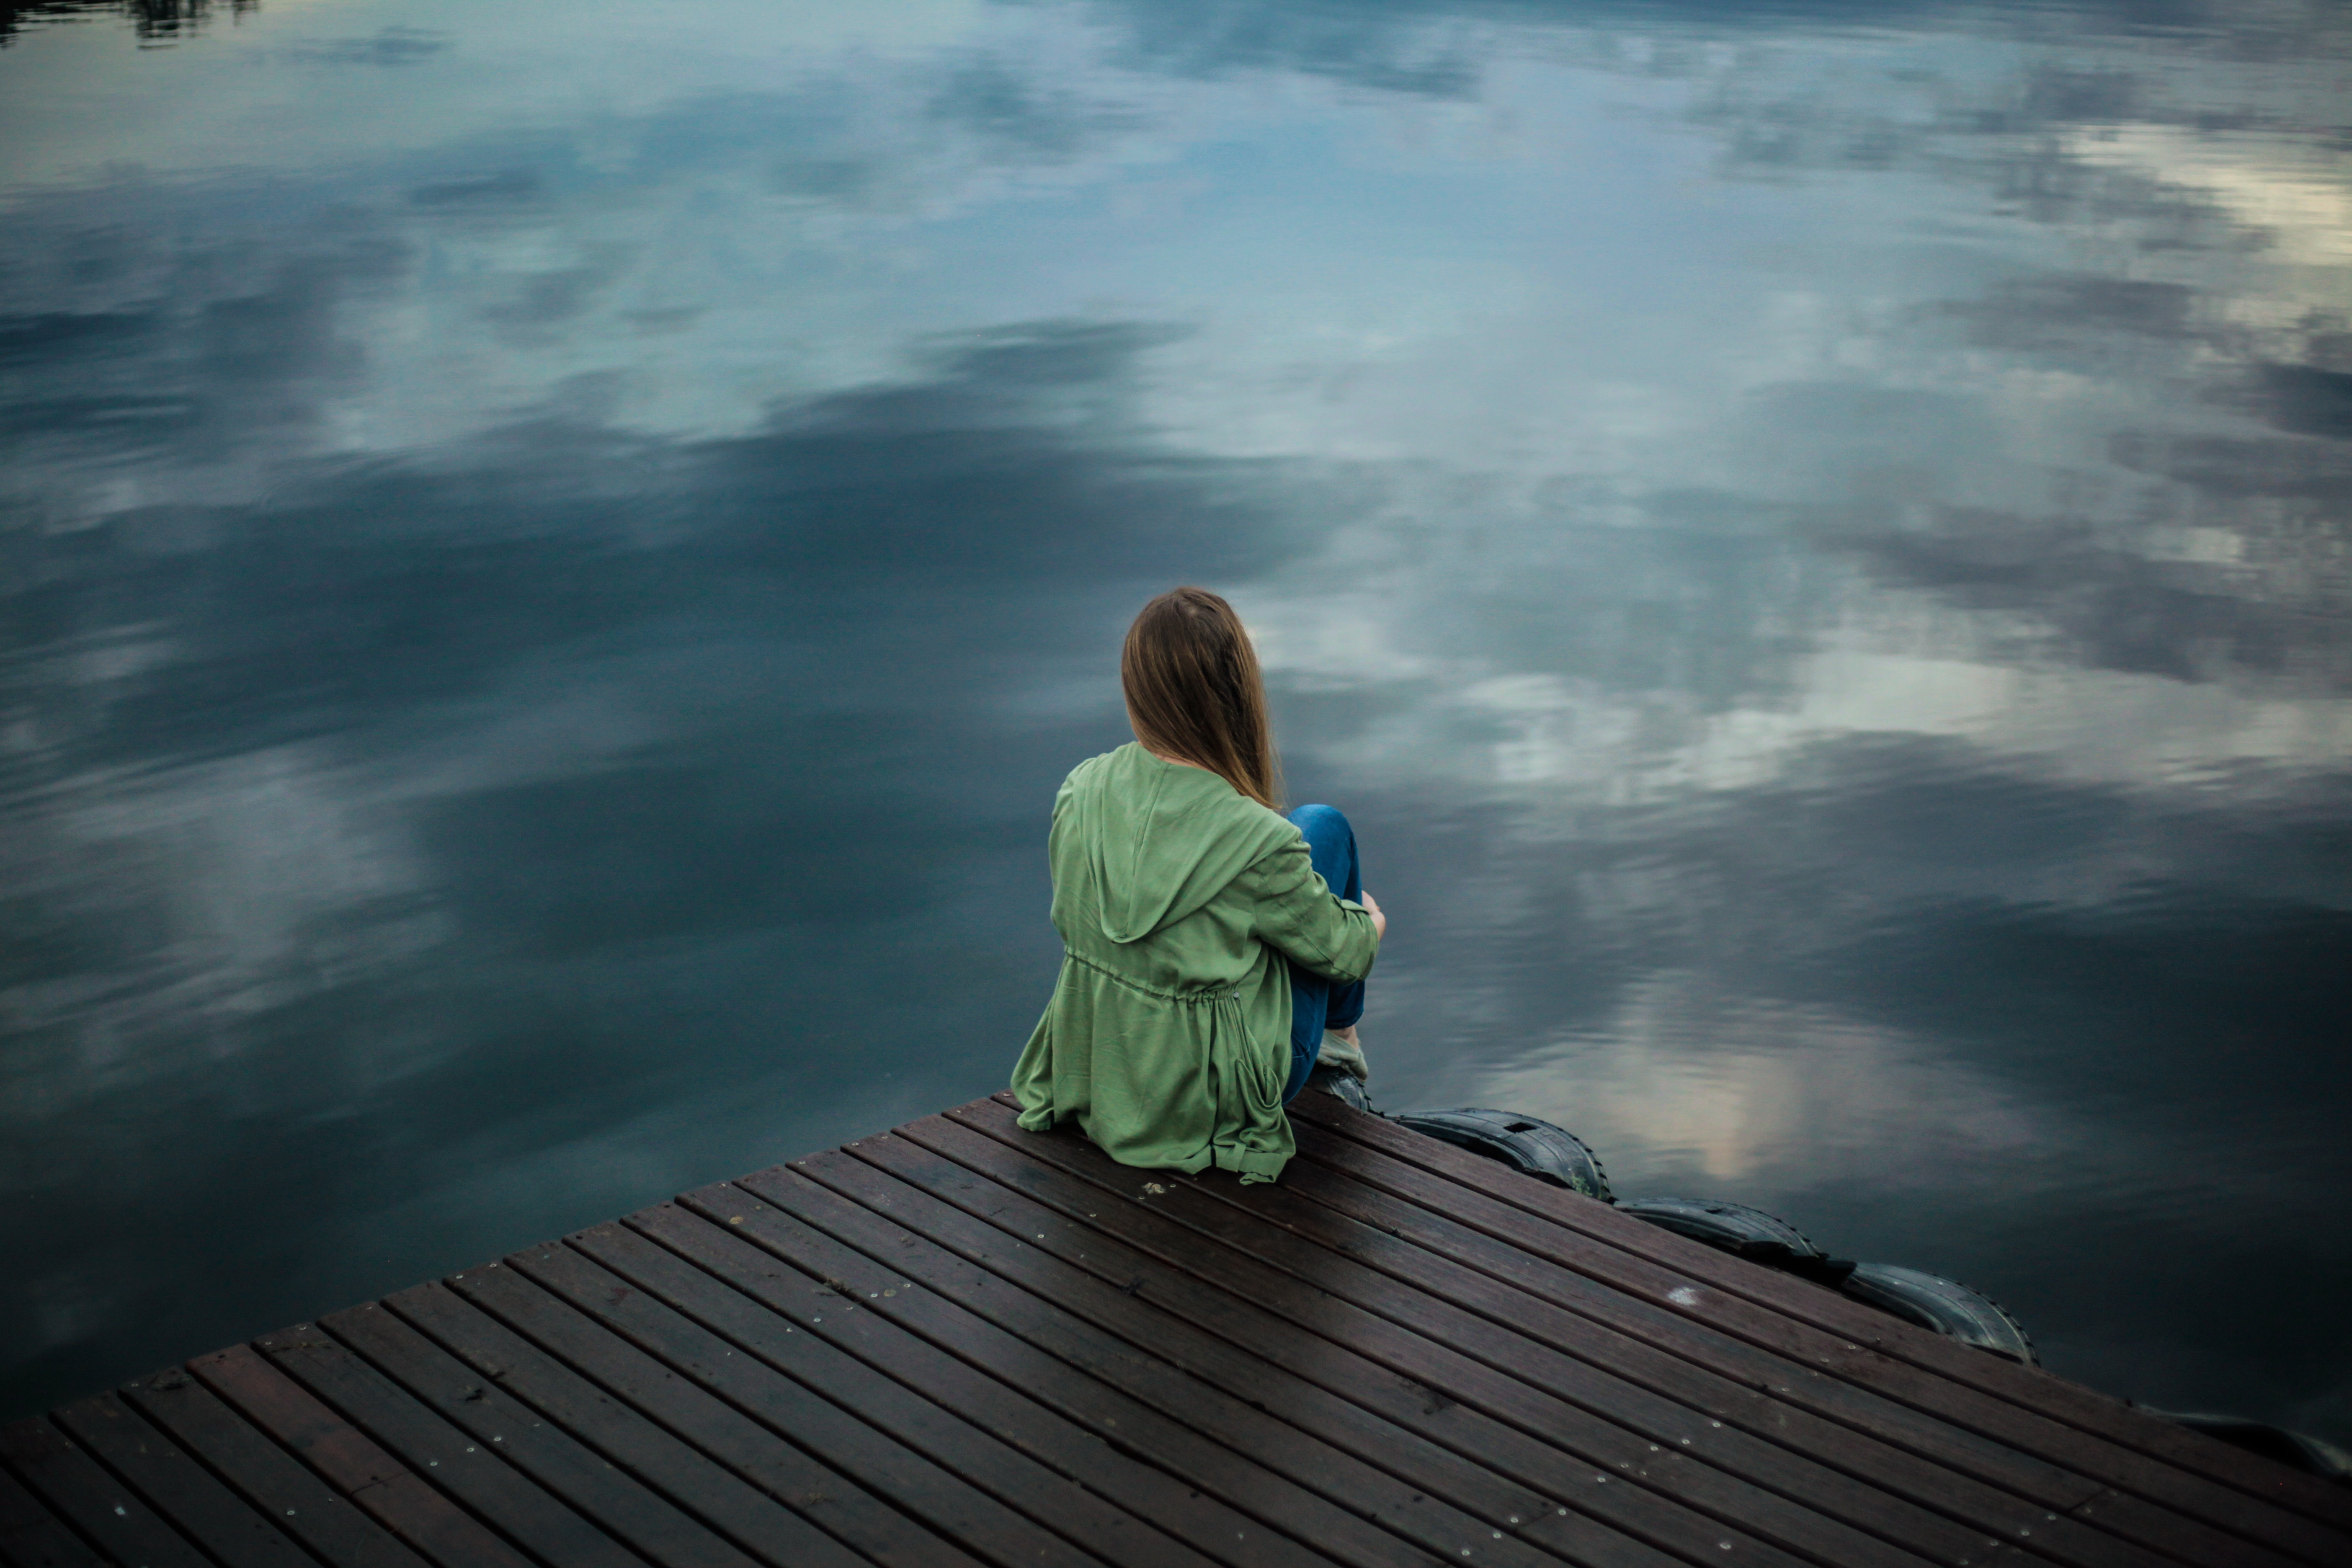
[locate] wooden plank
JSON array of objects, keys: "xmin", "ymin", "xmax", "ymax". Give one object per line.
[
  {"xmin": 122, "ymin": 1365, "xmax": 433, "ymax": 1568},
  {"xmin": 1275, "ymin": 1116, "xmax": 2105, "ymax": 1467},
  {"xmin": 624, "ymin": 1199, "xmax": 1336, "ymax": 1568},
  {"xmin": 444, "ymin": 1251, "xmax": 1001, "ymax": 1568},
  {"xmin": 189, "ymin": 1343, "xmax": 536, "ymax": 1568},
  {"xmin": 381, "ymin": 1278, "xmax": 878, "ymax": 1568},
  {"xmin": 1287, "ymin": 1092, "xmax": 2352, "ymax": 1544},
  {"xmin": 881, "ymin": 1115, "xmax": 1991, "ymax": 1568},
  {"xmin": 635, "ymin": 1175, "xmax": 1674, "ymax": 1568},
  {"xmin": 1271, "ymin": 1114, "xmax": 2289, "ymax": 1568},
  {"xmin": 0, "ymin": 1413, "xmax": 211, "ymax": 1568},
  {"xmin": 712, "ymin": 1164, "xmax": 1483, "ymax": 1568},
  {"xmin": 322, "ymin": 1297, "xmax": 758, "ymax": 1568},
  {"xmin": 50, "ymin": 1391, "xmax": 315, "ymax": 1568},
  {"xmin": 551, "ymin": 1217, "xmax": 1217, "ymax": 1568},
  {"xmin": 762, "ymin": 1144, "xmax": 1821, "ymax": 1568},
  {"xmin": 942, "ymin": 1101, "xmax": 2258, "ymax": 1568},
  {"xmin": 1286, "ymin": 1094, "xmax": 2352, "ymax": 1564},
  {"xmin": 0, "ymin": 1461, "xmax": 105, "ymax": 1568},
  {"xmin": 257, "ymin": 1321, "xmax": 649, "ymax": 1568},
  {"xmin": 1271, "ymin": 1130, "xmax": 2100, "ymax": 1504},
  {"xmin": 830, "ymin": 1122, "xmax": 1703, "ymax": 1563},
  {"xmin": 21, "ymin": 1088, "xmax": 2335, "ymax": 1568},
  {"xmin": 872, "ymin": 1117, "xmax": 1985, "ymax": 1568}
]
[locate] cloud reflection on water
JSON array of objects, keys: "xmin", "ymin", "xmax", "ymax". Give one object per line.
[{"xmin": 0, "ymin": 0, "xmax": 2346, "ymax": 1439}]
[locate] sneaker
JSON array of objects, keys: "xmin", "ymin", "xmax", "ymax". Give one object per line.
[{"xmin": 1304, "ymin": 1064, "xmax": 1374, "ymax": 1112}]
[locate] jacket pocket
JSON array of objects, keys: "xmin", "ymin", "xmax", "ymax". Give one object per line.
[{"xmin": 1233, "ymin": 1002, "xmax": 1285, "ymax": 1113}]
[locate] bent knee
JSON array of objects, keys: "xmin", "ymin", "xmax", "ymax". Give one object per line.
[{"xmin": 1287, "ymin": 802, "xmax": 1350, "ymax": 835}]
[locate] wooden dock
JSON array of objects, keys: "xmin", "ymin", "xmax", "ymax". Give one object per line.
[{"xmin": 5, "ymin": 1092, "xmax": 2348, "ymax": 1568}]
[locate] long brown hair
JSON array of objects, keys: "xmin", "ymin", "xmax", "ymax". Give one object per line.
[{"xmin": 1121, "ymin": 586, "xmax": 1283, "ymax": 810}]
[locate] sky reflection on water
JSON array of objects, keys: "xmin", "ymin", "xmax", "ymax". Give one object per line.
[{"xmin": 2, "ymin": 0, "xmax": 2348, "ymax": 1441}]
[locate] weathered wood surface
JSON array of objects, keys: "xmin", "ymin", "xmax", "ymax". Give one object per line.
[{"xmin": 6, "ymin": 1095, "xmax": 2348, "ymax": 1568}]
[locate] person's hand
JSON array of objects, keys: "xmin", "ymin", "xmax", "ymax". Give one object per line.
[{"xmin": 1360, "ymin": 890, "xmax": 1387, "ymax": 941}]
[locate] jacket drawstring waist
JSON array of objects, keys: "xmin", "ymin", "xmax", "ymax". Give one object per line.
[{"xmin": 1063, "ymin": 948, "xmax": 1242, "ymax": 1004}]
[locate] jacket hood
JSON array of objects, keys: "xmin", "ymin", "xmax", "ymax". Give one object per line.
[{"xmin": 1059, "ymin": 743, "xmax": 1296, "ymax": 944}]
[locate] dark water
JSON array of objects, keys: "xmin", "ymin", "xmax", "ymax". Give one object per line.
[{"xmin": 3, "ymin": 0, "xmax": 2349, "ymax": 1441}]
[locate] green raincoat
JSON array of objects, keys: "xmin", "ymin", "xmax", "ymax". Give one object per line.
[{"xmin": 1011, "ymin": 743, "xmax": 1380, "ymax": 1183}]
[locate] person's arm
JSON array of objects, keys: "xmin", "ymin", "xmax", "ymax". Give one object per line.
[{"xmin": 1243, "ymin": 837, "xmax": 1381, "ymax": 983}]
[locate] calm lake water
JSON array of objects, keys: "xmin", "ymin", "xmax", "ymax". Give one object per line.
[{"xmin": 3, "ymin": 0, "xmax": 2348, "ymax": 1440}]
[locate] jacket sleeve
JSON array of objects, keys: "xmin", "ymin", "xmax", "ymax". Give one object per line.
[{"xmin": 1241, "ymin": 836, "xmax": 1380, "ymax": 983}]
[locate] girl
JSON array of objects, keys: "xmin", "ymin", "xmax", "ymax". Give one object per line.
[{"xmin": 1011, "ymin": 586, "xmax": 1386, "ymax": 1184}]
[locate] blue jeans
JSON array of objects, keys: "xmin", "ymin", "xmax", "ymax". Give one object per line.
[{"xmin": 1283, "ymin": 804, "xmax": 1365, "ymax": 1102}]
